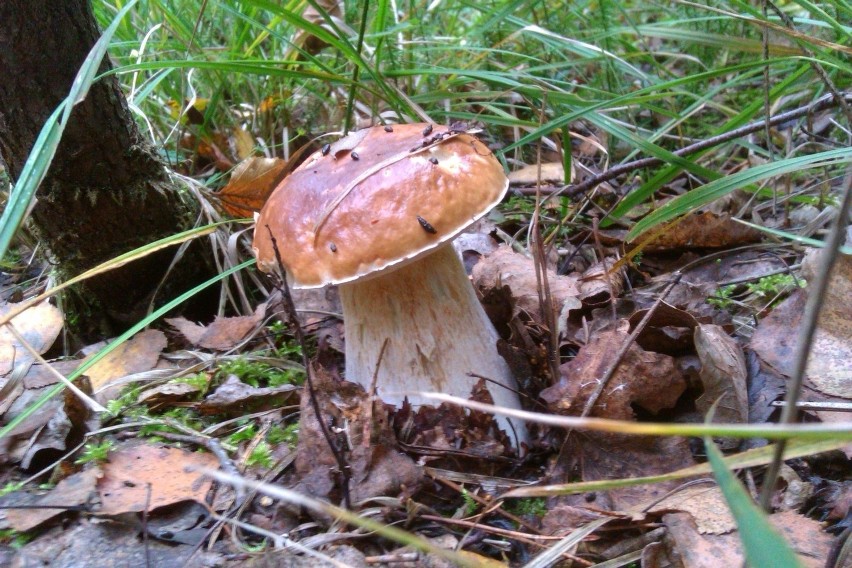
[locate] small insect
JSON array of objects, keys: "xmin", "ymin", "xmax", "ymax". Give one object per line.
[
  {"xmin": 384, "ymin": 125, "xmax": 394, "ymax": 132},
  {"xmin": 350, "ymin": 151, "xmax": 360, "ymax": 160},
  {"xmin": 416, "ymin": 215, "xmax": 437, "ymax": 234},
  {"xmin": 429, "ymin": 157, "xmax": 439, "ymax": 165},
  {"xmin": 329, "ymin": 242, "xmax": 337, "ymax": 253},
  {"xmin": 422, "ymin": 124, "xmax": 433, "ymax": 136},
  {"xmin": 321, "ymin": 143, "xmax": 331, "ymax": 156},
  {"xmin": 449, "ymin": 120, "xmax": 469, "ymax": 134}
]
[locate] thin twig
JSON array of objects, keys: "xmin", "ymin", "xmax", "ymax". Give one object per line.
[
  {"xmin": 518, "ymin": 93, "xmax": 851, "ymax": 198},
  {"xmin": 765, "ymin": 1, "xmax": 852, "ymax": 131},
  {"xmin": 430, "ymin": 473, "xmax": 541, "ymax": 535},
  {"xmin": 265, "ymin": 226, "xmax": 352, "ymax": 509},
  {"xmin": 758, "ymin": 167, "xmax": 852, "ymax": 510}
]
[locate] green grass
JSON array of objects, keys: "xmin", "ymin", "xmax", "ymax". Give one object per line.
[{"xmin": 2, "ymin": 0, "xmax": 850, "ymax": 563}]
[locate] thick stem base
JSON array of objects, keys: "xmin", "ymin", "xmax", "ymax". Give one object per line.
[{"xmin": 339, "ymin": 244, "xmax": 527, "ymax": 447}]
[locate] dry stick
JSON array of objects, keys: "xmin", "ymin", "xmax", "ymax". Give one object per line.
[
  {"xmin": 578, "ymin": 272, "xmax": 683, "ymax": 419},
  {"xmin": 518, "ymin": 92, "xmax": 852, "ymax": 199},
  {"xmin": 143, "ymin": 483, "xmax": 152, "ymax": 568},
  {"xmin": 758, "ymin": 168, "xmax": 852, "ymax": 511},
  {"xmin": 530, "ymin": 94, "xmax": 561, "ymax": 383},
  {"xmin": 429, "ymin": 473, "xmax": 541, "ymax": 535},
  {"xmin": 265, "ymin": 226, "xmax": 352, "ymax": 510},
  {"xmin": 765, "ymin": 0, "xmax": 852, "ymax": 130}
]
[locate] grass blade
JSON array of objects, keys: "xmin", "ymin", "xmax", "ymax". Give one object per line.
[
  {"xmin": 0, "ymin": 0, "xmax": 140, "ymax": 258},
  {"xmin": 704, "ymin": 437, "xmax": 803, "ymax": 567}
]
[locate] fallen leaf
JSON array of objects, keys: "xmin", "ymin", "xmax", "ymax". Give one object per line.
[
  {"xmin": 662, "ymin": 510, "xmax": 832, "ymax": 568},
  {"xmin": 628, "ymin": 302, "xmax": 698, "ymax": 356},
  {"xmin": 216, "ymin": 156, "xmax": 288, "ymax": 217},
  {"xmin": 661, "ymin": 512, "xmax": 741, "ymax": 567},
  {"xmin": 640, "ymin": 212, "xmax": 762, "ymax": 251},
  {"xmin": 541, "ymin": 328, "xmax": 686, "ymax": 420},
  {"xmin": 4, "ymin": 467, "xmax": 100, "ymax": 532},
  {"xmin": 744, "ymin": 349, "xmax": 785, "ymax": 424},
  {"xmin": 197, "ymin": 375, "xmax": 298, "ymax": 416},
  {"xmin": 97, "ymin": 444, "xmax": 218, "ymax": 515},
  {"xmin": 167, "ymin": 303, "xmax": 266, "ymax": 351},
  {"xmin": 232, "ymin": 127, "xmax": 255, "ymax": 161},
  {"xmin": 578, "ymin": 258, "xmax": 625, "ymax": 305},
  {"xmin": 472, "ymin": 245, "xmax": 581, "ymax": 327},
  {"xmin": 799, "ymin": 242, "xmax": 852, "ymax": 399},
  {"xmin": 13, "ymin": 516, "xmax": 224, "ymax": 567},
  {"xmin": 750, "ymin": 284, "xmax": 852, "ymax": 399},
  {"xmin": 86, "ymin": 330, "xmax": 167, "ymax": 404},
  {"xmin": 651, "ymin": 484, "xmax": 736, "ymax": 534},
  {"xmin": 695, "ymin": 325, "xmax": 748, "ymax": 449},
  {"xmin": 17, "ymin": 383, "xmax": 89, "ymax": 470},
  {"xmin": 292, "ymin": 365, "xmax": 422, "ymax": 503},
  {"xmin": 569, "ymin": 435, "xmax": 697, "ymax": 511},
  {"xmin": 508, "ymin": 162, "xmax": 566, "ymax": 184},
  {"xmin": 137, "ymin": 380, "xmax": 204, "ymax": 408},
  {"xmin": 0, "ymin": 301, "xmax": 63, "ymax": 374}
]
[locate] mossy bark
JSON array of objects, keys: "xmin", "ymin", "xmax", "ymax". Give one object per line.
[{"xmin": 0, "ymin": 0, "xmax": 212, "ymax": 336}]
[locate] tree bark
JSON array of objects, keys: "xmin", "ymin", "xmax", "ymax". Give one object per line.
[{"xmin": 0, "ymin": 0, "xmax": 211, "ymax": 335}]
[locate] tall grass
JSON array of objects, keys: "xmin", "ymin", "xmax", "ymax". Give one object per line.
[{"xmin": 3, "ymin": 0, "xmax": 849, "ymax": 562}]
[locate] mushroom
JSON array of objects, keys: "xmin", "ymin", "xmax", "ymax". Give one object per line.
[{"xmin": 253, "ymin": 123, "xmax": 527, "ymax": 447}]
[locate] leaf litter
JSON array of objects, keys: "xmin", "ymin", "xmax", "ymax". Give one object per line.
[{"xmin": 2, "ymin": 154, "xmax": 850, "ymax": 567}]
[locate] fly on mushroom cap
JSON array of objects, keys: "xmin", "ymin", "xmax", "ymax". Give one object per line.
[{"xmin": 252, "ymin": 123, "xmax": 508, "ymax": 288}]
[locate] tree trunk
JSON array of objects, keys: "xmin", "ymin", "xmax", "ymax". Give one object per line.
[{"xmin": 0, "ymin": 0, "xmax": 211, "ymax": 336}]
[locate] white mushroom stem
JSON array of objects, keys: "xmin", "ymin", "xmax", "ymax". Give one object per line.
[{"xmin": 339, "ymin": 243, "xmax": 528, "ymax": 448}]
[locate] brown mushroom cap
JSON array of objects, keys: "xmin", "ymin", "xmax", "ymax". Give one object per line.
[{"xmin": 252, "ymin": 123, "xmax": 508, "ymax": 288}]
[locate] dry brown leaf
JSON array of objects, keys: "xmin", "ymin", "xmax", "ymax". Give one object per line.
[
  {"xmin": 541, "ymin": 328, "xmax": 686, "ymax": 420},
  {"xmin": 167, "ymin": 303, "xmax": 266, "ymax": 351},
  {"xmin": 0, "ymin": 301, "xmax": 63, "ymax": 374},
  {"xmin": 651, "ymin": 484, "xmax": 736, "ymax": 534},
  {"xmin": 695, "ymin": 325, "xmax": 748, "ymax": 449},
  {"xmin": 232, "ymin": 127, "xmax": 255, "ymax": 161},
  {"xmin": 471, "ymin": 245, "xmax": 581, "ymax": 327},
  {"xmin": 4, "ymin": 467, "xmax": 100, "ymax": 532},
  {"xmin": 197, "ymin": 375, "xmax": 297, "ymax": 416},
  {"xmin": 661, "ymin": 512, "xmax": 741, "ymax": 567},
  {"xmin": 578, "ymin": 258, "xmax": 625, "ymax": 305},
  {"xmin": 216, "ymin": 156, "xmax": 288, "ymax": 218},
  {"xmin": 292, "ymin": 365, "xmax": 422, "ymax": 503},
  {"xmin": 571, "ymin": 435, "xmax": 697, "ymax": 511},
  {"xmin": 96, "ymin": 444, "xmax": 218, "ymax": 515},
  {"xmin": 640, "ymin": 211, "xmax": 762, "ymax": 251},
  {"xmin": 664, "ymin": 510, "xmax": 833, "ymax": 568},
  {"xmin": 508, "ymin": 162, "xmax": 566, "ymax": 184},
  {"xmin": 629, "ymin": 301, "xmax": 698, "ymax": 355},
  {"xmin": 86, "ymin": 330, "xmax": 167, "ymax": 404},
  {"xmin": 799, "ymin": 243, "xmax": 852, "ymax": 399}
]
